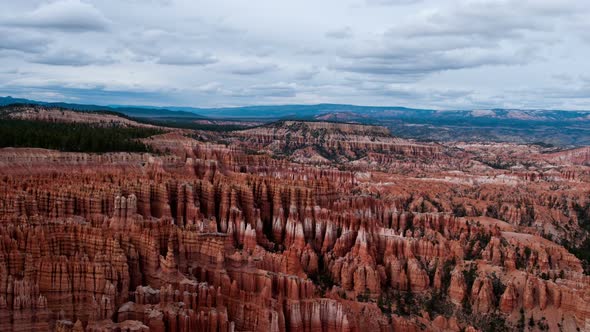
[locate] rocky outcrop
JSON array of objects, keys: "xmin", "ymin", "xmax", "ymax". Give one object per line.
[
  {"xmin": 449, "ymin": 269, "xmax": 467, "ymax": 305},
  {"xmin": 233, "ymin": 120, "xmax": 443, "ymax": 163},
  {"xmin": 499, "ymin": 282, "xmax": 518, "ymax": 313}
]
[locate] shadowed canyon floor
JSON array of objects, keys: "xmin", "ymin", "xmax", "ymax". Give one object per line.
[{"xmin": 1, "ymin": 107, "xmax": 590, "ymax": 331}]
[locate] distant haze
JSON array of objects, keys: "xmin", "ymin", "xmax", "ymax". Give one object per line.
[{"xmin": 1, "ymin": 0, "xmax": 590, "ymax": 109}]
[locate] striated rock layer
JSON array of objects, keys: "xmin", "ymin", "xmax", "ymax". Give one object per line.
[{"xmin": 0, "ymin": 120, "xmax": 589, "ymax": 331}]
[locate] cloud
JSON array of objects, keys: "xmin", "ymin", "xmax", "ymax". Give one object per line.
[
  {"xmin": 225, "ymin": 61, "xmax": 278, "ymax": 75},
  {"xmin": 536, "ymin": 86, "xmax": 590, "ymax": 100},
  {"xmin": 395, "ymin": 2, "xmax": 563, "ymax": 41},
  {"xmin": 335, "ymin": 46, "xmax": 532, "ymax": 76},
  {"xmin": 12, "ymin": 0, "xmax": 110, "ymax": 32},
  {"xmin": 228, "ymin": 83, "xmax": 297, "ymax": 98},
  {"xmin": 156, "ymin": 51, "xmax": 218, "ymax": 66},
  {"xmin": 118, "ymin": 27, "xmax": 225, "ymax": 66},
  {"xmin": 366, "ymin": 0, "xmax": 422, "ymax": 6},
  {"xmin": 0, "ymin": 0, "xmax": 589, "ymax": 109},
  {"xmin": 551, "ymin": 73, "xmax": 575, "ymax": 83},
  {"xmin": 361, "ymin": 83, "xmax": 472, "ymax": 100},
  {"xmin": 293, "ymin": 67, "xmax": 320, "ymax": 80},
  {"xmin": 325, "ymin": 27, "xmax": 353, "ymax": 39},
  {"xmin": 0, "ymin": 29, "xmax": 49, "ymax": 53},
  {"xmin": 30, "ymin": 49, "xmax": 114, "ymax": 66},
  {"xmin": 0, "ymin": 82, "xmax": 176, "ymax": 105},
  {"xmin": 333, "ymin": 0, "xmax": 568, "ymax": 78}
]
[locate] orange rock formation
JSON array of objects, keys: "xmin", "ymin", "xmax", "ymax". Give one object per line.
[{"xmin": 0, "ymin": 119, "xmax": 589, "ymax": 331}]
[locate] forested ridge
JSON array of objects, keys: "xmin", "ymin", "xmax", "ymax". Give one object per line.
[{"xmin": 0, "ymin": 119, "xmax": 162, "ymax": 153}]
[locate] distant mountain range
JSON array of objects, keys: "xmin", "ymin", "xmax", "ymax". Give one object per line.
[
  {"xmin": 2, "ymin": 96, "xmax": 589, "ymax": 146},
  {"xmin": 0, "ymin": 96, "xmax": 204, "ymax": 119},
  {"xmin": 2, "ymin": 95, "xmax": 589, "ymax": 120}
]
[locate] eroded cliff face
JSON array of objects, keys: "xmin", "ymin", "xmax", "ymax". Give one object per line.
[
  {"xmin": 1, "ymin": 120, "xmax": 589, "ymax": 332},
  {"xmin": 233, "ymin": 121, "xmax": 443, "ymax": 164}
]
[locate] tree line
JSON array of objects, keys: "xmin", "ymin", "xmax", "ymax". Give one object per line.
[{"xmin": 0, "ymin": 119, "xmax": 162, "ymax": 153}]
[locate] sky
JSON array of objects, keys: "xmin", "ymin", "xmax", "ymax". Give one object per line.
[{"xmin": 1, "ymin": 0, "xmax": 590, "ymax": 110}]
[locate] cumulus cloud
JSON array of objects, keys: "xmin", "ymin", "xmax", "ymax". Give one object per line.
[{"xmin": 11, "ymin": 0, "xmax": 110, "ymax": 32}]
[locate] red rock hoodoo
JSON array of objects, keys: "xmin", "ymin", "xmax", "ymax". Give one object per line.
[{"xmin": 1, "ymin": 118, "xmax": 589, "ymax": 331}]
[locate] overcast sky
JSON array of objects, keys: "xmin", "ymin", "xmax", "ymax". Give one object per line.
[{"xmin": 1, "ymin": 0, "xmax": 589, "ymax": 109}]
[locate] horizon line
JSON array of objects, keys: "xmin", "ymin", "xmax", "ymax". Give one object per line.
[{"xmin": 2, "ymin": 95, "xmax": 589, "ymax": 113}]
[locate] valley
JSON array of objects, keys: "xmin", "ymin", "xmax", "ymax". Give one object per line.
[{"xmin": 0, "ymin": 105, "xmax": 589, "ymax": 331}]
